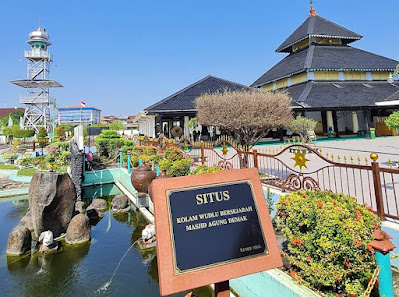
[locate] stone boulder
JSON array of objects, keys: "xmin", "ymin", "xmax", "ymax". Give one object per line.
[
  {"xmin": 87, "ymin": 198, "xmax": 108, "ymax": 212},
  {"xmin": 65, "ymin": 214, "xmax": 91, "ymax": 244},
  {"xmin": 20, "ymin": 210, "xmax": 34, "ymax": 231},
  {"xmin": 112, "ymin": 194, "xmax": 130, "ymax": 213},
  {"xmin": 28, "ymin": 172, "xmax": 76, "ymax": 238},
  {"xmin": 7, "ymin": 225, "xmax": 32, "ymax": 255},
  {"xmin": 75, "ymin": 201, "xmax": 87, "ymax": 213}
]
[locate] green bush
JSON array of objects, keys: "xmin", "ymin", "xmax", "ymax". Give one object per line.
[
  {"xmin": 164, "ymin": 146, "xmax": 183, "ymax": 161},
  {"xmin": 59, "ymin": 151, "xmax": 71, "ymax": 166},
  {"xmin": 17, "ymin": 168, "xmax": 38, "ymax": 176},
  {"xmin": 44, "ymin": 153, "xmax": 56, "ymax": 163},
  {"xmin": 159, "ymin": 159, "xmax": 191, "ymax": 177},
  {"xmin": 95, "ymin": 130, "xmax": 125, "ymax": 158},
  {"xmin": 192, "ymin": 165, "xmax": 221, "ymax": 175},
  {"xmin": 2, "ymin": 153, "xmax": 18, "ymax": 161},
  {"xmin": 276, "ymin": 190, "xmax": 380, "ymax": 296}
]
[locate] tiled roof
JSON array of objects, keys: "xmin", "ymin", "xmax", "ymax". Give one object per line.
[
  {"xmin": 285, "ymin": 81, "xmax": 399, "ymax": 109},
  {"xmin": 251, "ymin": 45, "xmax": 399, "ymax": 87},
  {"xmin": 384, "ymin": 89, "xmax": 399, "ymax": 102},
  {"xmin": 0, "ymin": 108, "xmax": 24, "ymax": 119},
  {"xmin": 276, "ymin": 15, "xmax": 362, "ymax": 53},
  {"xmin": 145, "ymin": 75, "xmax": 250, "ymax": 113}
]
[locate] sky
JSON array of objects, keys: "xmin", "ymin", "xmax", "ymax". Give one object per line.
[{"xmin": 0, "ymin": 0, "xmax": 398, "ymax": 116}]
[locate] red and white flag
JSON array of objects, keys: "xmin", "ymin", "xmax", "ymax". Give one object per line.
[{"xmin": 80, "ymin": 101, "xmax": 86, "ymax": 107}]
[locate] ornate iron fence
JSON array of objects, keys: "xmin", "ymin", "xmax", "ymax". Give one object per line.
[{"xmin": 133, "ymin": 134, "xmax": 399, "ymax": 220}]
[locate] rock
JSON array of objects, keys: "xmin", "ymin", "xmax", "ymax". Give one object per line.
[
  {"xmin": 75, "ymin": 201, "xmax": 87, "ymax": 213},
  {"xmin": 20, "ymin": 211, "xmax": 34, "ymax": 231},
  {"xmin": 87, "ymin": 198, "xmax": 108, "ymax": 212},
  {"xmin": 112, "ymin": 194, "xmax": 130, "ymax": 213},
  {"xmin": 6, "ymin": 225, "xmax": 32, "ymax": 255},
  {"xmin": 65, "ymin": 214, "xmax": 91, "ymax": 244},
  {"xmin": 28, "ymin": 172, "xmax": 76, "ymax": 238}
]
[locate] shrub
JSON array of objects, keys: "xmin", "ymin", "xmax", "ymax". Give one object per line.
[
  {"xmin": 287, "ymin": 116, "xmax": 317, "ymax": 141},
  {"xmin": 44, "ymin": 153, "xmax": 56, "ymax": 163},
  {"xmin": 159, "ymin": 159, "xmax": 191, "ymax": 177},
  {"xmin": 164, "ymin": 146, "xmax": 183, "ymax": 161},
  {"xmin": 95, "ymin": 130, "xmax": 125, "ymax": 158},
  {"xmin": 17, "ymin": 168, "xmax": 38, "ymax": 176},
  {"xmin": 59, "ymin": 151, "xmax": 71, "ymax": 166},
  {"xmin": 276, "ymin": 190, "xmax": 380, "ymax": 296},
  {"xmin": 192, "ymin": 165, "xmax": 221, "ymax": 175},
  {"xmin": 2, "ymin": 153, "xmax": 18, "ymax": 161}
]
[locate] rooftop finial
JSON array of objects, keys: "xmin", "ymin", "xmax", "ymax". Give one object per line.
[{"xmin": 308, "ymin": 0, "xmax": 318, "ymax": 17}]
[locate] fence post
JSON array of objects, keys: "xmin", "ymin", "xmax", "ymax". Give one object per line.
[
  {"xmin": 368, "ymin": 229, "xmax": 396, "ymax": 297},
  {"xmin": 370, "ymin": 153, "xmax": 385, "ymax": 220},
  {"xmin": 119, "ymin": 148, "xmax": 123, "ymax": 168},
  {"xmin": 127, "ymin": 150, "xmax": 131, "ymax": 174},
  {"xmin": 200, "ymin": 141, "xmax": 205, "ymax": 165},
  {"xmin": 253, "ymin": 149, "xmax": 258, "ymax": 169},
  {"xmin": 32, "ymin": 140, "xmax": 35, "ymax": 152}
]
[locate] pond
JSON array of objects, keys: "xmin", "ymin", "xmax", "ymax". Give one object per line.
[{"xmin": 0, "ymin": 184, "xmax": 213, "ymax": 297}]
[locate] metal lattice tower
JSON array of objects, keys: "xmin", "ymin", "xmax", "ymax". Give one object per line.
[{"xmin": 10, "ymin": 27, "xmax": 62, "ymax": 133}]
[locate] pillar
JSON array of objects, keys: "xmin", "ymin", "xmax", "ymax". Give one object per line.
[
  {"xmin": 326, "ymin": 111, "xmax": 334, "ymax": 133},
  {"xmin": 364, "ymin": 109, "xmax": 372, "ymax": 138},
  {"xmin": 119, "ymin": 148, "xmax": 123, "ymax": 168},
  {"xmin": 184, "ymin": 116, "xmax": 190, "ymax": 138},
  {"xmin": 352, "ymin": 111, "xmax": 359, "ymax": 134},
  {"xmin": 332, "ymin": 111, "xmax": 340, "ymax": 138}
]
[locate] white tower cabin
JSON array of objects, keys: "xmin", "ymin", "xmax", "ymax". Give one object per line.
[{"xmin": 10, "ymin": 27, "xmax": 62, "ymax": 133}]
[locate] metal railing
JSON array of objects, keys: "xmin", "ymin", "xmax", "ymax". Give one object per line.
[{"xmin": 133, "ymin": 134, "xmax": 399, "ymax": 220}]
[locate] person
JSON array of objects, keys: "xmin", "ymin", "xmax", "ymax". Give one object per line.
[{"xmin": 85, "ymin": 151, "xmax": 93, "ymax": 171}]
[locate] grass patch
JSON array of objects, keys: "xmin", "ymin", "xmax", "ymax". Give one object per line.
[
  {"xmin": 17, "ymin": 168, "xmax": 38, "ymax": 176},
  {"xmin": 0, "ymin": 163, "xmax": 19, "ymax": 170}
]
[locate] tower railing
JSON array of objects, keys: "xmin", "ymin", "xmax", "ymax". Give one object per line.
[{"xmin": 24, "ymin": 50, "xmax": 51, "ymax": 59}]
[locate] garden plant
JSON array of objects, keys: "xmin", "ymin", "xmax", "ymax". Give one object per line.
[{"xmin": 276, "ymin": 190, "xmax": 380, "ymax": 296}]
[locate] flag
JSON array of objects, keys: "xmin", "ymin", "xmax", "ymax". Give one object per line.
[{"xmin": 80, "ymin": 101, "xmax": 86, "ymax": 107}]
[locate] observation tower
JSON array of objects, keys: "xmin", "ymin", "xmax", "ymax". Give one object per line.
[{"xmin": 10, "ymin": 27, "xmax": 62, "ymax": 133}]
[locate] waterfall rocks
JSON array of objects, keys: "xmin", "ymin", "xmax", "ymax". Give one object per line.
[
  {"xmin": 28, "ymin": 172, "xmax": 76, "ymax": 238},
  {"xmin": 111, "ymin": 194, "xmax": 130, "ymax": 213},
  {"xmin": 65, "ymin": 214, "xmax": 91, "ymax": 244},
  {"xmin": 6, "ymin": 225, "xmax": 32, "ymax": 255},
  {"xmin": 87, "ymin": 199, "xmax": 108, "ymax": 212}
]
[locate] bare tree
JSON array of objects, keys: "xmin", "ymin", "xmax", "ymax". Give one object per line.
[{"xmin": 196, "ymin": 89, "xmax": 293, "ymax": 166}]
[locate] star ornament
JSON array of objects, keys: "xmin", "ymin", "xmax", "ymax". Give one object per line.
[
  {"xmin": 291, "ymin": 150, "xmax": 310, "ymax": 170},
  {"xmin": 221, "ymin": 143, "xmax": 228, "ymax": 156}
]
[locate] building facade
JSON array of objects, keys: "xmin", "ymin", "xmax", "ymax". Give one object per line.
[
  {"xmin": 58, "ymin": 105, "xmax": 101, "ymax": 126},
  {"xmin": 137, "ymin": 75, "xmax": 249, "ymax": 139},
  {"xmin": 251, "ymin": 4, "xmax": 399, "ymax": 137}
]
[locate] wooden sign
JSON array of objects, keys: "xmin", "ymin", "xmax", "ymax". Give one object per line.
[{"xmin": 152, "ymin": 168, "xmax": 282, "ymax": 296}]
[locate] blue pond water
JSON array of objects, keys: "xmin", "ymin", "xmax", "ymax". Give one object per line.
[{"xmin": 0, "ymin": 184, "xmax": 212, "ymax": 297}]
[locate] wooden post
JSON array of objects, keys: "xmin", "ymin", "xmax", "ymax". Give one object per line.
[
  {"xmin": 370, "ymin": 153, "xmax": 385, "ymax": 220},
  {"xmin": 32, "ymin": 140, "xmax": 35, "ymax": 152},
  {"xmin": 214, "ymin": 281, "xmax": 230, "ymax": 297},
  {"xmin": 253, "ymin": 149, "xmax": 258, "ymax": 169},
  {"xmin": 200, "ymin": 141, "xmax": 205, "ymax": 165}
]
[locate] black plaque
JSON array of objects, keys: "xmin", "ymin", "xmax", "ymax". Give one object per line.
[{"xmin": 167, "ymin": 180, "xmax": 268, "ymax": 273}]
